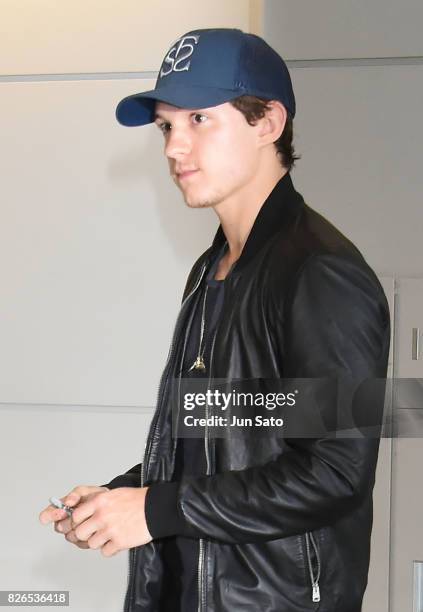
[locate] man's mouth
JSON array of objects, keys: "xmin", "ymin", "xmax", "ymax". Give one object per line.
[{"xmin": 177, "ymin": 169, "xmax": 199, "ymax": 181}]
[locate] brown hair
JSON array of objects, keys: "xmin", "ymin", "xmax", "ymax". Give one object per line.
[{"xmin": 229, "ymin": 95, "xmax": 301, "ymax": 171}]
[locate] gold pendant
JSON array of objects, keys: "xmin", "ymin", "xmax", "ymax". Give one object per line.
[{"xmin": 191, "ymin": 356, "xmax": 206, "ymax": 371}]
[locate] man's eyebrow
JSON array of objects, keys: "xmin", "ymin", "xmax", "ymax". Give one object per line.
[
  {"xmin": 154, "ymin": 112, "xmax": 178, "ymax": 122},
  {"xmin": 154, "ymin": 109, "xmax": 209, "ymax": 122}
]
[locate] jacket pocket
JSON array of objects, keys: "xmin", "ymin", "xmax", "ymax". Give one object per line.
[{"xmin": 303, "ymin": 531, "xmax": 321, "ymax": 604}]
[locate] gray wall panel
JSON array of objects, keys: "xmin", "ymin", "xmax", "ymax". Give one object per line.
[
  {"xmin": 264, "ymin": 0, "xmax": 423, "ymax": 60},
  {"xmin": 289, "ymin": 64, "xmax": 423, "ymax": 277},
  {"xmin": 0, "ymin": 78, "xmax": 217, "ymax": 406},
  {"xmin": 0, "ymin": 406, "xmax": 150, "ymax": 612},
  {"xmin": 0, "ymin": 1, "xmax": 251, "ymax": 75}
]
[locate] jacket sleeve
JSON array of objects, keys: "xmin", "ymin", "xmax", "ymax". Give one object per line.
[
  {"xmin": 101, "ymin": 463, "xmax": 142, "ymax": 489},
  {"xmin": 174, "ymin": 253, "xmax": 391, "ymax": 544}
]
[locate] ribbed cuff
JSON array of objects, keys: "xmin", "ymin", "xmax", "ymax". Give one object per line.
[{"xmin": 145, "ymin": 481, "xmax": 195, "ymax": 539}]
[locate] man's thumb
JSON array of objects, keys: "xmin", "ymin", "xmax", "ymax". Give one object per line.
[{"xmin": 63, "ymin": 493, "xmax": 80, "ymax": 507}]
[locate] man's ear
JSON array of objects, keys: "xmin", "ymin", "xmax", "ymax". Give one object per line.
[{"xmin": 256, "ymin": 101, "xmax": 287, "ymax": 147}]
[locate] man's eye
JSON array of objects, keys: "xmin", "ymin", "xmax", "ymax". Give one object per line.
[
  {"xmin": 192, "ymin": 113, "xmax": 207, "ymax": 124},
  {"xmin": 156, "ymin": 115, "xmax": 206, "ymax": 133},
  {"xmin": 158, "ymin": 123, "xmax": 170, "ymax": 134}
]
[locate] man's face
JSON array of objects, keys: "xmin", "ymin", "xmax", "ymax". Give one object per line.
[{"xmin": 154, "ymin": 101, "xmax": 262, "ymax": 209}]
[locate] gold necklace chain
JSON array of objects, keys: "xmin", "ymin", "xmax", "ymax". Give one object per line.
[{"xmin": 188, "ymin": 284, "xmax": 209, "ymax": 372}]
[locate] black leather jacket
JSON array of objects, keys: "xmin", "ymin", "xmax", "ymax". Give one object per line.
[{"xmin": 110, "ymin": 172, "xmax": 390, "ymax": 612}]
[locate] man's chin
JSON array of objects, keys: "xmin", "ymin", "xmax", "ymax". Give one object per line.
[
  {"xmin": 181, "ymin": 191, "xmax": 217, "ymax": 209},
  {"xmin": 175, "ymin": 180, "xmax": 219, "ymax": 208},
  {"xmin": 184, "ymin": 198, "xmax": 216, "ymax": 209}
]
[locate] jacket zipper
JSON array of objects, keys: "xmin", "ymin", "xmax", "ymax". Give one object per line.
[
  {"xmin": 197, "ymin": 538, "xmax": 206, "ymax": 612},
  {"xmin": 197, "ymin": 328, "xmax": 218, "ymax": 612},
  {"xmin": 123, "ymin": 262, "xmax": 207, "ymax": 612},
  {"xmin": 305, "ymin": 531, "xmax": 321, "ymax": 603}
]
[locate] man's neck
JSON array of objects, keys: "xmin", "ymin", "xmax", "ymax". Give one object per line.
[{"xmin": 213, "ymin": 166, "xmax": 288, "ymax": 267}]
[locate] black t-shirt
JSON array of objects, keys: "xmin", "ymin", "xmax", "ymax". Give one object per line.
[{"xmin": 147, "ymin": 242, "xmax": 227, "ymax": 612}]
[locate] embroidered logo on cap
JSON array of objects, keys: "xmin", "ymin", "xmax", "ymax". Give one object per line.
[{"xmin": 159, "ymin": 35, "xmax": 200, "ymax": 78}]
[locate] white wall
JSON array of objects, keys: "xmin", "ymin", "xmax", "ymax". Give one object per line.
[
  {"xmin": 0, "ymin": 77, "xmax": 216, "ymax": 407},
  {"xmin": 0, "ymin": 405, "xmax": 151, "ymax": 612},
  {"xmin": 0, "ymin": 0, "xmax": 253, "ymax": 73},
  {"xmin": 0, "ymin": 2, "xmax": 254, "ymax": 610},
  {"xmin": 1, "ymin": 1, "xmax": 421, "ymax": 610}
]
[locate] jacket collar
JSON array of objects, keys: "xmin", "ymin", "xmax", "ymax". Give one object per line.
[{"xmin": 208, "ymin": 171, "xmax": 305, "ymax": 274}]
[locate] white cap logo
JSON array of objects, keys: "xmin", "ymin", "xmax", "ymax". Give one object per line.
[{"xmin": 159, "ymin": 35, "xmax": 200, "ymax": 78}]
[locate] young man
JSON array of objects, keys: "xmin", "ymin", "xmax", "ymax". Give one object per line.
[{"xmin": 40, "ymin": 28, "xmax": 391, "ymax": 612}]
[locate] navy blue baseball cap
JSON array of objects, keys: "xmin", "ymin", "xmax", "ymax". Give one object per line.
[{"xmin": 116, "ymin": 28, "xmax": 295, "ymax": 127}]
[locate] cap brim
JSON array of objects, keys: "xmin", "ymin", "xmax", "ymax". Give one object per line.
[{"xmin": 115, "ymin": 85, "xmax": 242, "ymax": 127}]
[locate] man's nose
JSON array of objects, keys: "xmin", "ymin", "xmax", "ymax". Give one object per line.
[{"xmin": 164, "ymin": 128, "xmax": 192, "ymax": 159}]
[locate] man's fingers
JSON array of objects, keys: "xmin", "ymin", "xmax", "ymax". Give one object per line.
[
  {"xmin": 54, "ymin": 516, "xmax": 73, "ymax": 534},
  {"xmin": 85, "ymin": 530, "xmax": 110, "ymax": 551},
  {"xmin": 63, "ymin": 485, "xmax": 106, "ymax": 507},
  {"xmin": 65, "ymin": 529, "xmax": 90, "ymax": 549},
  {"xmin": 64, "ymin": 529, "xmax": 78, "ymax": 543},
  {"xmin": 39, "ymin": 506, "xmax": 68, "ymax": 525},
  {"xmin": 101, "ymin": 540, "xmax": 119, "ymax": 558},
  {"xmin": 40, "ymin": 486, "xmax": 109, "ymax": 526},
  {"xmin": 39, "ymin": 485, "xmax": 111, "ymax": 554},
  {"xmin": 39, "ymin": 493, "xmax": 80, "ymax": 525},
  {"xmin": 62, "ymin": 493, "xmax": 80, "ymax": 507},
  {"xmin": 40, "ymin": 487, "xmax": 104, "ymax": 525}
]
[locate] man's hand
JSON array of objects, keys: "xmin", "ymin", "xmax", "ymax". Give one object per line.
[
  {"xmin": 66, "ymin": 486, "xmax": 152, "ymax": 557},
  {"xmin": 39, "ymin": 486, "xmax": 110, "ymax": 550}
]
